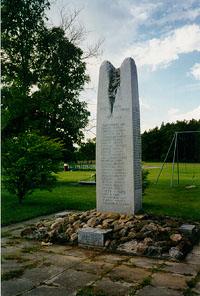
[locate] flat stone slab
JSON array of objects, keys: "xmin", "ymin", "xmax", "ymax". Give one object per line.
[
  {"xmin": 179, "ymin": 224, "xmax": 196, "ymax": 235},
  {"xmin": 55, "ymin": 211, "xmax": 73, "ymax": 218},
  {"xmin": 78, "ymin": 181, "xmax": 96, "ymax": 185},
  {"xmin": 137, "ymin": 286, "xmax": 183, "ymax": 296},
  {"xmin": 78, "ymin": 227, "xmax": 112, "ymax": 247}
]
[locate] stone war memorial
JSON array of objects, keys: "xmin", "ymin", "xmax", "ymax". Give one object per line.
[{"xmin": 96, "ymin": 57, "xmax": 142, "ymax": 215}]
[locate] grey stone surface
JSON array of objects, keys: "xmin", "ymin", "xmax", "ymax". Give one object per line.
[
  {"xmin": 136, "ymin": 286, "xmax": 183, "ymax": 296},
  {"xmin": 45, "ymin": 269, "xmax": 98, "ymax": 290},
  {"xmin": 94, "ymin": 277, "xmax": 134, "ymax": 296},
  {"xmin": 96, "ymin": 57, "xmax": 142, "ymax": 214},
  {"xmin": 55, "ymin": 211, "xmax": 73, "ymax": 218},
  {"xmin": 108, "ymin": 265, "xmax": 151, "ymax": 283},
  {"xmin": 78, "ymin": 227, "xmax": 112, "ymax": 247},
  {"xmin": 23, "ymin": 285, "xmax": 72, "ymax": 296},
  {"xmin": 179, "ymin": 224, "xmax": 196, "ymax": 235},
  {"xmin": 1, "ymin": 278, "xmax": 35, "ymax": 296},
  {"xmin": 151, "ymin": 272, "xmax": 192, "ymax": 289}
]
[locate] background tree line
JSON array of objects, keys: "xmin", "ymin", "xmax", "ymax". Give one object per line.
[
  {"xmin": 75, "ymin": 119, "xmax": 200, "ymax": 163},
  {"xmin": 142, "ymin": 119, "xmax": 200, "ymax": 162}
]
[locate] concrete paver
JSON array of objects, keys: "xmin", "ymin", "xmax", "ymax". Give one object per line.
[
  {"xmin": 93, "ymin": 277, "xmax": 135, "ymax": 296},
  {"xmin": 151, "ymin": 271, "xmax": 192, "ymax": 289},
  {"xmin": 1, "ymin": 215, "xmax": 200, "ymax": 296},
  {"xmin": 108, "ymin": 265, "xmax": 151, "ymax": 283},
  {"xmin": 1, "ymin": 278, "xmax": 36, "ymax": 296},
  {"xmin": 136, "ymin": 286, "xmax": 183, "ymax": 296}
]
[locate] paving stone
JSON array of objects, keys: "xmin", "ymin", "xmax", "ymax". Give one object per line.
[
  {"xmin": 22, "ymin": 265, "xmax": 65, "ymax": 282},
  {"xmin": 162, "ymin": 261, "xmax": 199, "ymax": 276},
  {"xmin": 190, "ymin": 245, "xmax": 200, "ymax": 255},
  {"xmin": 94, "ymin": 277, "xmax": 135, "ymax": 296},
  {"xmin": 45, "ymin": 253, "xmax": 84, "ymax": 268},
  {"xmin": 40, "ymin": 244, "xmax": 73, "ymax": 255},
  {"xmin": 128, "ymin": 257, "xmax": 164, "ymax": 269},
  {"xmin": 74, "ymin": 259, "xmax": 114, "ymax": 275},
  {"xmin": 1, "ymin": 278, "xmax": 35, "ymax": 296},
  {"xmin": 61, "ymin": 246, "xmax": 99, "ymax": 258},
  {"xmin": 151, "ymin": 271, "xmax": 192, "ymax": 289},
  {"xmin": 96, "ymin": 253, "xmax": 130, "ymax": 264},
  {"xmin": 185, "ymin": 251, "xmax": 200, "ymax": 265},
  {"xmin": 108, "ymin": 265, "xmax": 151, "ymax": 283},
  {"xmin": 136, "ymin": 285, "xmax": 183, "ymax": 296},
  {"xmin": 23, "ymin": 285, "xmax": 71, "ymax": 296},
  {"xmin": 45, "ymin": 269, "xmax": 98, "ymax": 291},
  {"xmin": 1, "ymin": 259, "xmax": 25, "ymax": 273}
]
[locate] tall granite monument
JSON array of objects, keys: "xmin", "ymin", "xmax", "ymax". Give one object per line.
[{"xmin": 96, "ymin": 57, "xmax": 142, "ymax": 214}]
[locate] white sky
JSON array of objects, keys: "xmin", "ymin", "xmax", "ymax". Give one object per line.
[{"xmin": 47, "ymin": 0, "xmax": 200, "ymax": 139}]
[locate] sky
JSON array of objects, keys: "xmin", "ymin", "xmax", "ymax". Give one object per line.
[{"xmin": 47, "ymin": 0, "xmax": 200, "ymax": 139}]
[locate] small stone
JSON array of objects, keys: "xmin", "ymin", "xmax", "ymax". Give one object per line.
[
  {"xmin": 114, "ymin": 223, "xmax": 123, "ymax": 231},
  {"xmin": 147, "ymin": 246, "xmax": 162, "ymax": 256},
  {"xmin": 119, "ymin": 229, "xmax": 127, "ymax": 237},
  {"xmin": 105, "ymin": 239, "xmax": 111, "ymax": 247},
  {"xmin": 143, "ymin": 237, "xmax": 153, "ymax": 245},
  {"xmin": 71, "ymin": 233, "xmax": 78, "ymax": 241},
  {"xmin": 103, "ymin": 219, "xmax": 115, "ymax": 225},
  {"xmin": 137, "ymin": 243, "xmax": 148, "ymax": 254},
  {"xmin": 96, "ymin": 225, "xmax": 103, "ymax": 229},
  {"xmin": 128, "ymin": 231, "xmax": 136, "ymax": 239},
  {"xmin": 66, "ymin": 228, "xmax": 74, "ymax": 236},
  {"xmin": 69, "ymin": 215, "xmax": 76, "ymax": 223},
  {"xmin": 48, "ymin": 229, "xmax": 57, "ymax": 238},
  {"xmin": 50, "ymin": 222, "xmax": 61, "ymax": 230},
  {"xmin": 99, "ymin": 213, "xmax": 109, "ymax": 219},
  {"xmin": 126, "ymin": 221, "xmax": 135, "ymax": 228},
  {"xmin": 73, "ymin": 220, "xmax": 81, "ymax": 230},
  {"xmin": 170, "ymin": 234, "xmax": 182, "ymax": 242},
  {"xmin": 36, "ymin": 222, "xmax": 44, "ymax": 228},
  {"xmin": 141, "ymin": 223, "xmax": 157, "ymax": 232},
  {"xmin": 106, "ymin": 213, "xmax": 120, "ymax": 220},
  {"xmin": 120, "ymin": 236, "xmax": 129, "ymax": 243},
  {"xmin": 135, "ymin": 214, "xmax": 145, "ymax": 220},
  {"xmin": 55, "ymin": 218, "xmax": 64, "ymax": 224},
  {"xmin": 21, "ymin": 227, "xmax": 38, "ymax": 239},
  {"xmin": 58, "ymin": 233, "xmax": 69, "ymax": 243},
  {"xmin": 169, "ymin": 247, "xmax": 183, "ymax": 259},
  {"xmin": 87, "ymin": 217, "xmax": 98, "ymax": 227}
]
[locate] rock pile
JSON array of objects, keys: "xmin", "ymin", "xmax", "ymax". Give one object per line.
[{"xmin": 21, "ymin": 210, "xmax": 200, "ymax": 260}]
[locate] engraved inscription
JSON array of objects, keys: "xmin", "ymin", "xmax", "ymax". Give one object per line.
[{"xmin": 101, "ymin": 122, "xmax": 129, "ymax": 206}]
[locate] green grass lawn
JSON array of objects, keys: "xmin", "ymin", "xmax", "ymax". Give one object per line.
[
  {"xmin": 2, "ymin": 163, "xmax": 200, "ymax": 225},
  {"xmin": 143, "ymin": 162, "xmax": 200, "ymax": 221}
]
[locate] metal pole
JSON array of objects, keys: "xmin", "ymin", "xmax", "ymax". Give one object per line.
[
  {"xmin": 171, "ymin": 133, "xmax": 178, "ymax": 187},
  {"xmin": 155, "ymin": 134, "xmax": 175, "ymax": 184},
  {"xmin": 176, "ymin": 133, "xmax": 179, "ymax": 184}
]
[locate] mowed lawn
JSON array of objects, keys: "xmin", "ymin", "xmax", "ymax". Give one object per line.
[{"xmin": 2, "ymin": 163, "xmax": 200, "ymax": 225}]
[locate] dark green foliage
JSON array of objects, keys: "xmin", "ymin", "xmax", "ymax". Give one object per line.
[
  {"xmin": 2, "ymin": 0, "xmax": 90, "ymax": 161},
  {"xmin": 2, "ymin": 133, "xmax": 63, "ymax": 203},
  {"xmin": 76, "ymin": 138, "xmax": 96, "ymax": 161},
  {"xmin": 142, "ymin": 170, "xmax": 150, "ymax": 195},
  {"xmin": 142, "ymin": 119, "xmax": 200, "ymax": 162}
]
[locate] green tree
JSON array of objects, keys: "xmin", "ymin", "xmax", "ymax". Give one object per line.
[
  {"xmin": 76, "ymin": 138, "xmax": 96, "ymax": 161},
  {"xmin": 142, "ymin": 119, "xmax": 200, "ymax": 162},
  {"xmin": 2, "ymin": 0, "xmax": 90, "ymax": 161},
  {"xmin": 2, "ymin": 133, "xmax": 64, "ymax": 203}
]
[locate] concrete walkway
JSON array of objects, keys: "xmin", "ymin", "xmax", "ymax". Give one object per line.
[{"xmin": 2, "ymin": 215, "xmax": 200, "ymax": 296}]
